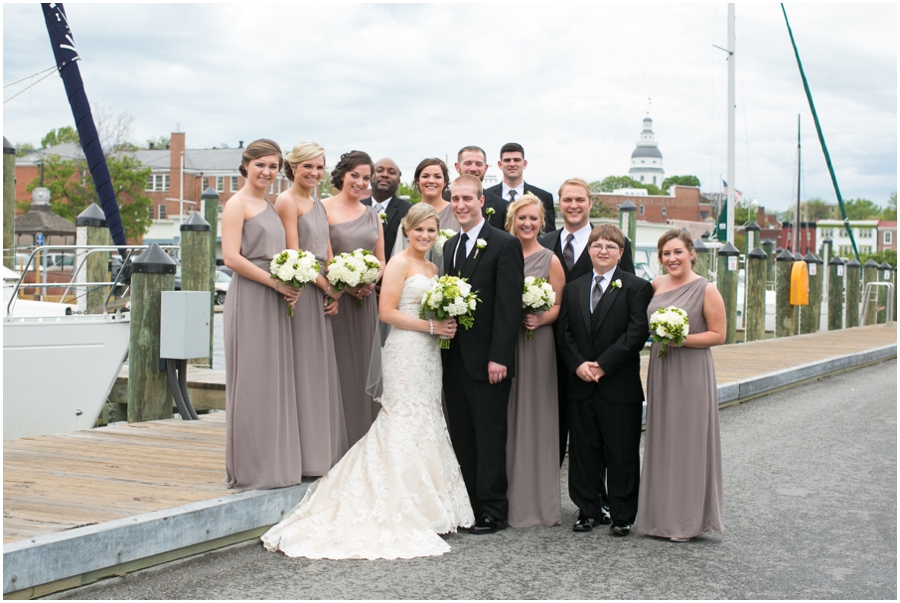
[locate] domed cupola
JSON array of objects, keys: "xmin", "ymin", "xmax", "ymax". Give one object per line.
[{"xmin": 628, "ymin": 115, "xmax": 665, "ymax": 186}]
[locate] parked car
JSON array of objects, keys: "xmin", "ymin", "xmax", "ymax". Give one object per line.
[{"xmin": 174, "ymin": 267, "xmax": 230, "ymax": 305}]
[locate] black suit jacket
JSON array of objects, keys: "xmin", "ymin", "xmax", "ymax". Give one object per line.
[
  {"xmin": 442, "ymin": 223, "xmax": 524, "ymax": 380},
  {"xmin": 539, "ymin": 227, "xmax": 636, "ymax": 282},
  {"xmin": 556, "ymin": 268, "xmax": 652, "ymax": 404},
  {"xmin": 361, "ymin": 196, "xmax": 412, "ymax": 262},
  {"xmin": 442, "ymin": 188, "xmax": 508, "ymax": 231},
  {"xmin": 485, "ymin": 182, "xmax": 555, "ymax": 234}
]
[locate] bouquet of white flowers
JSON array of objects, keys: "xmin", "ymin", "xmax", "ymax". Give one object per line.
[
  {"xmin": 521, "ymin": 276, "xmax": 556, "ymax": 340},
  {"xmin": 649, "ymin": 305, "xmax": 690, "ymax": 358},
  {"xmin": 419, "ymin": 275, "xmax": 479, "ymax": 349},
  {"xmin": 326, "ymin": 248, "xmax": 382, "ymax": 308},
  {"xmin": 269, "ymin": 249, "xmax": 321, "ymax": 317},
  {"xmin": 434, "ymin": 229, "xmax": 456, "ymax": 249}
]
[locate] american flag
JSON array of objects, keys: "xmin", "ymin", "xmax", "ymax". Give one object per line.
[{"xmin": 722, "ymin": 180, "xmax": 743, "ymax": 202}]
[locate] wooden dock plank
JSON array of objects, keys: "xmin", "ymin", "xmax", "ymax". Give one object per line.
[{"xmin": 5, "ymin": 325, "xmax": 895, "ymax": 545}]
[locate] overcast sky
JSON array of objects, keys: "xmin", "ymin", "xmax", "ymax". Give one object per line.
[{"xmin": 3, "ymin": 3, "xmax": 896, "ymax": 212}]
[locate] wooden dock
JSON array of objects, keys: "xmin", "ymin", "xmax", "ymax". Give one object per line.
[{"xmin": 2, "ymin": 324, "xmax": 896, "ymax": 598}]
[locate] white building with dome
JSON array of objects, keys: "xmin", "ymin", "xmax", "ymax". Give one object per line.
[{"xmin": 628, "ymin": 116, "xmax": 665, "ymax": 186}]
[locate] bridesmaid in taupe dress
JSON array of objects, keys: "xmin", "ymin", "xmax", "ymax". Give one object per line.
[
  {"xmin": 323, "ymin": 151, "xmax": 385, "ymax": 446},
  {"xmin": 504, "ymin": 195, "xmax": 565, "ymax": 527},
  {"xmin": 222, "ymin": 139, "xmax": 304, "ymax": 490},
  {"xmin": 276, "ymin": 143, "xmax": 349, "ymax": 476},
  {"xmin": 411, "ymin": 159, "xmax": 457, "ymax": 275},
  {"xmin": 636, "ymin": 230, "xmax": 726, "ymax": 541}
]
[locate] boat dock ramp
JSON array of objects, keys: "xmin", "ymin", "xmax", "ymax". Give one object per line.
[{"xmin": 3, "ymin": 325, "xmax": 896, "ymax": 599}]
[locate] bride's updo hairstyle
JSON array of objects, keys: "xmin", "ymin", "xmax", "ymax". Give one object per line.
[
  {"xmin": 401, "ymin": 203, "xmax": 441, "ymax": 239},
  {"xmin": 657, "ymin": 229, "xmax": 696, "ymax": 267},
  {"xmin": 330, "ymin": 150, "xmax": 374, "ymax": 190},
  {"xmin": 505, "ymin": 194, "xmax": 544, "ymax": 235},
  {"xmin": 239, "ymin": 139, "xmax": 283, "ymax": 177},
  {"xmin": 283, "ymin": 142, "xmax": 325, "ymax": 182}
]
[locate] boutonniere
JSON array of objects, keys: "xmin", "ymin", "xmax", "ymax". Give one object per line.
[
  {"xmin": 379, "ymin": 212, "xmax": 388, "ymax": 225},
  {"xmin": 485, "ymin": 207, "xmax": 496, "ymax": 218},
  {"xmin": 473, "ymin": 238, "xmax": 487, "ymax": 259},
  {"xmin": 610, "ymin": 279, "xmax": 622, "ymax": 289}
]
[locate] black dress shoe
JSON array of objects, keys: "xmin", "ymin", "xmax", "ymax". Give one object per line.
[
  {"xmin": 573, "ymin": 515, "xmax": 600, "ymax": 532},
  {"xmin": 610, "ymin": 522, "xmax": 631, "ymax": 537},
  {"xmin": 598, "ymin": 507, "xmax": 612, "ymax": 525},
  {"xmin": 470, "ymin": 512, "xmax": 508, "ymax": 535}
]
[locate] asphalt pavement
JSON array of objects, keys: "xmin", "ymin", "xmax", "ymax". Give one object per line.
[{"xmin": 56, "ymin": 359, "xmax": 897, "ymax": 600}]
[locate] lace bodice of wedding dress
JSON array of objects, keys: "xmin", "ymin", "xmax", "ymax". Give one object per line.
[{"xmin": 262, "ymin": 274, "xmax": 474, "ymax": 559}]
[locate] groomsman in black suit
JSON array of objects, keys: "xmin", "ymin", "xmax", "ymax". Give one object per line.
[
  {"xmin": 360, "ymin": 158, "xmax": 412, "ymax": 263},
  {"xmin": 484, "ymin": 142, "xmax": 556, "ymax": 234},
  {"xmin": 556, "ymin": 224, "xmax": 652, "ymax": 536},
  {"xmin": 442, "ymin": 174, "xmax": 524, "ymax": 534},
  {"xmin": 539, "ymin": 179, "xmax": 636, "ymax": 464},
  {"xmin": 443, "ymin": 145, "xmax": 508, "ymax": 230}
]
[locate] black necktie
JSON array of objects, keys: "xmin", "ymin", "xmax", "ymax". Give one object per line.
[
  {"xmin": 508, "ymin": 190, "xmax": 517, "ymax": 203},
  {"xmin": 455, "ymin": 233, "xmax": 469, "ymax": 274},
  {"xmin": 591, "ymin": 276, "xmax": 604, "ymax": 312},
  {"xmin": 563, "ymin": 233, "xmax": 575, "ymax": 271}
]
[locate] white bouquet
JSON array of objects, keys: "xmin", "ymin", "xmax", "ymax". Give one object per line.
[
  {"xmin": 434, "ymin": 229, "xmax": 456, "ymax": 249},
  {"xmin": 521, "ymin": 276, "xmax": 556, "ymax": 340},
  {"xmin": 649, "ymin": 305, "xmax": 690, "ymax": 358},
  {"xmin": 326, "ymin": 248, "xmax": 382, "ymax": 308},
  {"xmin": 419, "ymin": 275, "xmax": 479, "ymax": 349},
  {"xmin": 269, "ymin": 249, "xmax": 321, "ymax": 317}
]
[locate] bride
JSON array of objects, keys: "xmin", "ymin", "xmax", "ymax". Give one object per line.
[{"xmin": 262, "ymin": 204, "xmax": 475, "ymax": 559}]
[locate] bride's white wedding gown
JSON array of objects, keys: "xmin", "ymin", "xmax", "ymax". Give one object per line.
[{"xmin": 262, "ymin": 274, "xmax": 474, "ymax": 559}]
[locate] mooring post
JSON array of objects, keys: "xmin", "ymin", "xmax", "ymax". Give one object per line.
[
  {"xmin": 862, "ymin": 259, "xmax": 879, "ymax": 325},
  {"xmin": 827, "ymin": 256, "xmax": 844, "ymax": 331},
  {"xmin": 761, "ymin": 239, "xmax": 775, "ymax": 284},
  {"xmin": 693, "ymin": 239, "xmax": 709, "ymax": 279},
  {"xmin": 744, "ymin": 221, "xmax": 760, "ymax": 255},
  {"xmin": 893, "ymin": 265, "xmax": 898, "ymax": 322},
  {"xmin": 75, "ymin": 203, "xmax": 109, "ymax": 313},
  {"xmin": 744, "ymin": 247, "xmax": 767, "ymax": 342},
  {"xmin": 717, "ymin": 242, "xmax": 740, "ymax": 344},
  {"xmin": 180, "ymin": 212, "xmax": 212, "ymax": 368},
  {"xmin": 775, "ymin": 249, "xmax": 796, "ymax": 338},
  {"xmin": 845, "ymin": 259, "xmax": 861, "ymax": 328},
  {"xmin": 617, "ymin": 200, "xmax": 637, "ymax": 261},
  {"xmin": 877, "ymin": 261, "xmax": 892, "ymax": 324},
  {"xmin": 128, "ymin": 243, "xmax": 177, "ymax": 423},
  {"xmin": 3, "ymin": 137, "xmax": 15, "ymax": 270},
  {"xmin": 202, "ymin": 186, "xmax": 220, "ymax": 364},
  {"xmin": 800, "ymin": 252, "xmax": 822, "ymax": 334},
  {"xmin": 819, "ymin": 237, "xmax": 832, "ymax": 307}
]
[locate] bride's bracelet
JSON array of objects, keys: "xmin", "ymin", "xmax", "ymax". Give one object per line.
[{"xmin": 429, "ymin": 319, "xmax": 434, "ymax": 335}]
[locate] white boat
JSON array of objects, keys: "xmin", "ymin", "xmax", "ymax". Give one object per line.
[{"xmin": 2, "ymin": 263, "xmax": 130, "ymax": 440}]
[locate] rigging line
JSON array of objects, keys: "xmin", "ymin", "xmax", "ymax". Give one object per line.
[
  {"xmin": 3, "ymin": 70, "xmax": 57, "ymax": 104},
  {"xmin": 710, "ymin": 3, "xmax": 718, "ymax": 196},
  {"xmin": 3, "ymin": 65, "xmax": 57, "ymax": 89}
]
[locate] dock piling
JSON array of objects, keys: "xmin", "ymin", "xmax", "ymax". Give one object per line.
[
  {"xmin": 775, "ymin": 249, "xmax": 795, "ymax": 338},
  {"xmin": 180, "ymin": 213, "xmax": 212, "ymax": 368},
  {"xmin": 862, "ymin": 260, "xmax": 879, "ymax": 325},
  {"xmin": 827, "ymin": 256, "xmax": 844, "ymax": 331},
  {"xmin": 693, "ymin": 239, "xmax": 709, "ymax": 279},
  {"xmin": 75, "ymin": 204, "xmax": 109, "ymax": 314},
  {"xmin": 845, "ymin": 259, "xmax": 861, "ymax": 328},
  {"xmin": 202, "ymin": 187, "xmax": 220, "ymax": 365},
  {"xmin": 800, "ymin": 252, "xmax": 822, "ymax": 334},
  {"xmin": 745, "ymin": 247, "xmax": 767, "ymax": 342},
  {"xmin": 717, "ymin": 242, "xmax": 740, "ymax": 344},
  {"xmin": 3, "ymin": 138, "xmax": 15, "ymax": 270}
]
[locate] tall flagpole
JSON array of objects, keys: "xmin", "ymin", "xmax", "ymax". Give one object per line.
[{"xmin": 726, "ymin": 3, "xmax": 736, "ymax": 244}]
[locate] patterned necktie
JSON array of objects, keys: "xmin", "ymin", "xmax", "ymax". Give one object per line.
[
  {"xmin": 591, "ymin": 276, "xmax": 604, "ymax": 312},
  {"xmin": 375, "ymin": 203, "xmax": 384, "ymax": 214},
  {"xmin": 508, "ymin": 190, "xmax": 517, "ymax": 203},
  {"xmin": 563, "ymin": 233, "xmax": 575, "ymax": 271},
  {"xmin": 455, "ymin": 233, "xmax": 469, "ymax": 273}
]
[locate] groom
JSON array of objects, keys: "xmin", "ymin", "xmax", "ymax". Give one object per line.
[{"xmin": 442, "ymin": 174, "xmax": 524, "ymax": 534}]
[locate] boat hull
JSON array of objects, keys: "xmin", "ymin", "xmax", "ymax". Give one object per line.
[{"xmin": 3, "ymin": 313, "xmax": 130, "ymax": 440}]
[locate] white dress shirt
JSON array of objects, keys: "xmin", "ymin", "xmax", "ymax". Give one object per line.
[
  {"xmin": 454, "ymin": 218, "xmax": 486, "ymax": 263},
  {"xmin": 589, "ymin": 265, "xmax": 618, "ymax": 312},
  {"xmin": 560, "ymin": 223, "xmax": 592, "ymax": 262},
  {"xmin": 501, "ymin": 182, "xmax": 525, "ymax": 203},
  {"xmin": 372, "ymin": 197, "xmax": 394, "ymax": 214}
]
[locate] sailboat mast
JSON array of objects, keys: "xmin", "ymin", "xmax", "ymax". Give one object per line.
[
  {"xmin": 726, "ymin": 3, "xmax": 736, "ymax": 244},
  {"xmin": 794, "ymin": 114, "xmax": 801, "ymax": 253}
]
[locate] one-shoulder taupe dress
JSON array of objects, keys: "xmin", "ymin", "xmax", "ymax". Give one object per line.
[
  {"xmin": 329, "ymin": 207, "xmax": 381, "ymax": 446},
  {"xmin": 225, "ymin": 202, "xmax": 303, "ymax": 490},
  {"xmin": 293, "ymin": 199, "xmax": 349, "ymax": 476},
  {"xmin": 636, "ymin": 277, "xmax": 724, "ymax": 538}
]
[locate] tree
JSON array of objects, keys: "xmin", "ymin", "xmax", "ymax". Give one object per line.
[
  {"xmin": 14, "ymin": 142, "xmax": 36, "ymax": 157},
  {"xmin": 781, "ymin": 197, "xmax": 837, "ymax": 222},
  {"xmin": 860, "ymin": 249, "xmax": 896, "ymax": 268},
  {"xmin": 397, "ymin": 182, "xmax": 421, "ymax": 204},
  {"xmin": 146, "ymin": 135, "xmax": 170, "ymax": 149},
  {"xmin": 94, "ymin": 106, "xmax": 136, "ymax": 152},
  {"xmin": 41, "ymin": 126, "xmax": 80, "ymax": 148},
  {"xmin": 842, "ymin": 198, "xmax": 882, "ymax": 220},
  {"xmin": 595, "ymin": 175, "xmax": 644, "ymax": 192},
  {"xmin": 317, "ymin": 170, "xmax": 334, "ymax": 199},
  {"xmin": 23, "ymin": 154, "xmax": 153, "ymax": 240},
  {"xmin": 661, "ymin": 175, "xmax": 701, "ymax": 191},
  {"xmin": 882, "ymin": 192, "xmax": 897, "ymax": 221}
]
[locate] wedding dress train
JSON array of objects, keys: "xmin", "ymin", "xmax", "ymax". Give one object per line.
[{"xmin": 262, "ymin": 274, "xmax": 474, "ymax": 559}]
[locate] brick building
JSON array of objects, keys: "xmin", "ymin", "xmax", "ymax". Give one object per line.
[
  {"xmin": 779, "ymin": 222, "xmax": 817, "ymax": 255},
  {"xmin": 593, "ymin": 185, "xmax": 703, "ymax": 223},
  {"xmin": 877, "ymin": 220, "xmax": 896, "ymax": 253}
]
